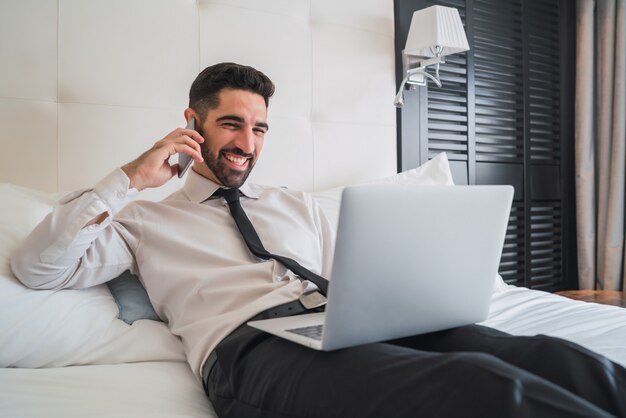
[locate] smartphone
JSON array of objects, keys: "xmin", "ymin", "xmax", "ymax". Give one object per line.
[{"xmin": 177, "ymin": 117, "xmax": 196, "ymax": 178}]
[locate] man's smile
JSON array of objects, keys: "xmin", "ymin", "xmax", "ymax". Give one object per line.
[{"xmin": 221, "ymin": 151, "xmax": 252, "ymax": 170}]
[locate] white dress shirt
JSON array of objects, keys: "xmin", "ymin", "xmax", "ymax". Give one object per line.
[{"xmin": 11, "ymin": 168, "xmax": 336, "ymax": 379}]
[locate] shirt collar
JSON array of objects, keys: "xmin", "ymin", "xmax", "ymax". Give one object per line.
[{"xmin": 182, "ymin": 169, "xmax": 260, "ymax": 203}]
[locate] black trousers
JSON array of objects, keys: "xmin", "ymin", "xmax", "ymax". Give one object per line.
[{"xmin": 204, "ymin": 324, "xmax": 626, "ymax": 418}]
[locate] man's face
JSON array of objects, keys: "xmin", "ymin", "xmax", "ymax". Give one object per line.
[{"xmin": 195, "ymin": 89, "xmax": 268, "ymax": 188}]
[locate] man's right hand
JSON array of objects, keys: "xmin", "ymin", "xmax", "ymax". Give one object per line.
[{"xmin": 121, "ymin": 127, "xmax": 204, "ymax": 191}]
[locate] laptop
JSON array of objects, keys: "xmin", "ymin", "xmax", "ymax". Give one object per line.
[{"xmin": 248, "ymin": 184, "xmax": 514, "ymax": 351}]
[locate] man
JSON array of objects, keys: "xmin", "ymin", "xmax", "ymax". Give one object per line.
[{"xmin": 11, "ymin": 63, "xmax": 626, "ymax": 418}]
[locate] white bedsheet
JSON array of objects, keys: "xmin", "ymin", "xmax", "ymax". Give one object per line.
[
  {"xmin": 0, "ymin": 361, "xmax": 216, "ymax": 418},
  {"xmin": 482, "ymin": 285, "xmax": 626, "ymax": 367}
]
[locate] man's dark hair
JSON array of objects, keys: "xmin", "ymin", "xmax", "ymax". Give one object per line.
[{"xmin": 189, "ymin": 62, "xmax": 275, "ymax": 119}]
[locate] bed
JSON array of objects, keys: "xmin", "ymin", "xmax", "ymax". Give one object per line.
[{"xmin": 1, "ymin": 0, "xmax": 625, "ymax": 417}]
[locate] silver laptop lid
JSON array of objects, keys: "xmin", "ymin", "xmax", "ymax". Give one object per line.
[{"xmin": 321, "ymin": 185, "xmax": 513, "ymax": 350}]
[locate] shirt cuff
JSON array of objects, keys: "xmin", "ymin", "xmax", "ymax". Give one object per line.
[
  {"xmin": 93, "ymin": 168, "xmax": 138, "ymax": 214},
  {"xmin": 40, "ymin": 169, "xmax": 137, "ymax": 263}
]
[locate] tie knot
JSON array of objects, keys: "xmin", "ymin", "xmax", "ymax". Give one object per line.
[{"xmin": 213, "ymin": 187, "xmax": 241, "ymax": 204}]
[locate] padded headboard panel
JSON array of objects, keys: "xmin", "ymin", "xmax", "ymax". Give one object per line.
[{"xmin": 0, "ymin": 0, "xmax": 397, "ymax": 200}]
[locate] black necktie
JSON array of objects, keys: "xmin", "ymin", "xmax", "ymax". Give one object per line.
[{"xmin": 213, "ymin": 188, "xmax": 329, "ymax": 296}]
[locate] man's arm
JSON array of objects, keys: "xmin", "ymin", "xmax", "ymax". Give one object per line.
[
  {"xmin": 10, "ymin": 125, "xmax": 204, "ymax": 290},
  {"xmin": 10, "ymin": 169, "xmax": 138, "ymax": 290},
  {"xmin": 87, "ymin": 124, "xmax": 205, "ymax": 226}
]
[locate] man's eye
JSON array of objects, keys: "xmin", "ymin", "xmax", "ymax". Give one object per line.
[
  {"xmin": 223, "ymin": 123, "xmax": 239, "ymax": 129},
  {"xmin": 253, "ymin": 128, "xmax": 267, "ymax": 135}
]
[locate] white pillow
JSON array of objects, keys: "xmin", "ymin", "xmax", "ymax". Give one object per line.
[
  {"xmin": 0, "ymin": 184, "xmax": 185, "ymax": 368},
  {"xmin": 311, "ymin": 152, "xmax": 455, "ymax": 228}
]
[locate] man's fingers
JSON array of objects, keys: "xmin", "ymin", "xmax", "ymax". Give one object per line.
[
  {"xmin": 170, "ymin": 127, "xmax": 204, "ymax": 144},
  {"xmin": 178, "ymin": 135, "xmax": 204, "ymax": 161},
  {"xmin": 171, "ymin": 142, "xmax": 203, "ymax": 163},
  {"xmin": 181, "ymin": 128, "xmax": 204, "ymax": 144},
  {"xmin": 155, "ymin": 131, "xmax": 203, "ymax": 161}
]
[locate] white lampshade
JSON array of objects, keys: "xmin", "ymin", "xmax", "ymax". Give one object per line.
[{"xmin": 404, "ymin": 5, "xmax": 469, "ymax": 58}]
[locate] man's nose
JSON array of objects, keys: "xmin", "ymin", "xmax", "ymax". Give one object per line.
[{"xmin": 234, "ymin": 129, "xmax": 256, "ymax": 154}]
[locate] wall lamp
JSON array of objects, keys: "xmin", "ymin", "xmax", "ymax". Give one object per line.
[{"xmin": 394, "ymin": 5, "xmax": 470, "ymax": 107}]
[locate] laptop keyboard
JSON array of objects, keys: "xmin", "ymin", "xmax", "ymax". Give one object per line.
[{"xmin": 286, "ymin": 324, "xmax": 324, "ymax": 340}]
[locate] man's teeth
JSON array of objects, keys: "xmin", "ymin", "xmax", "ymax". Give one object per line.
[{"xmin": 224, "ymin": 154, "xmax": 247, "ymax": 165}]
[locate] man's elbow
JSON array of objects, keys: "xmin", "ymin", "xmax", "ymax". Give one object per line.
[
  {"xmin": 10, "ymin": 254, "xmax": 40, "ymax": 289},
  {"xmin": 10, "ymin": 258, "xmax": 33, "ymax": 289},
  {"xmin": 9, "ymin": 250, "xmax": 64, "ymax": 290}
]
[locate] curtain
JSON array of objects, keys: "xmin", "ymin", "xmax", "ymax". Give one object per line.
[{"xmin": 575, "ymin": 0, "xmax": 626, "ymax": 290}]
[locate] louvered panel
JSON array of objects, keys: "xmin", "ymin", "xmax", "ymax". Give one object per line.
[
  {"xmin": 529, "ymin": 79, "xmax": 560, "ymax": 95},
  {"xmin": 529, "ymin": 127, "xmax": 560, "ymax": 151},
  {"xmin": 500, "ymin": 202, "xmax": 526, "ymax": 285},
  {"xmin": 529, "ymin": 122, "xmax": 559, "ymax": 138},
  {"xmin": 475, "ymin": 148, "xmax": 524, "ymax": 163},
  {"xmin": 474, "ymin": 0, "xmax": 520, "ymax": 13},
  {"xmin": 474, "ymin": 50, "xmax": 522, "ymax": 67},
  {"xmin": 473, "ymin": 90, "xmax": 522, "ymax": 110},
  {"xmin": 475, "ymin": 96, "xmax": 523, "ymax": 110},
  {"xmin": 475, "ymin": 78, "xmax": 522, "ymax": 93},
  {"xmin": 429, "ymin": 102, "xmax": 467, "ymax": 114},
  {"xmin": 474, "ymin": 15, "xmax": 522, "ymax": 29},
  {"xmin": 428, "ymin": 138, "xmax": 468, "ymax": 156},
  {"xmin": 475, "ymin": 128, "xmax": 521, "ymax": 152},
  {"xmin": 527, "ymin": 101, "xmax": 556, "ymax": 112},
  {"xmin": 475, "ymin": 104, "xmax": 520, "ymax": 118},
  {"xmin": 529, "ymin": 21, "xmax": 560, "ymax": 40},
  {"xmin": 474, "ymin": 34, "xmax": 520, "ymax": 52},
  {"xmin": 529, "ymin": 126, "xmax": 559, "ymax": 136},
  {"xmin": 473, "ymin": 38, "xmax": 523, "ymax": 57},
  {"xmin": 531, "ymin": 0, "xmax": 559, "ymax": 17},
  {"xmin": 529, "ymin": 43, "xmax": 559, "ymax": 59},
  {"xmin": 474, "ymin": 87, "xmax": 522, "ymax": 102},
  {"xmin": 527, "ymin": 0, "xmax": 561, "ymax": 163},
  {"xmin": 530, "ymin": 144, "xmax": 560, "ymax": 162},
  {"xmin": 474, "ymin": 64, "xmax": 521, "ymax": 82},
  {"xmin": 529, "ymin": 26, "xmax": 560, "ymax": 42},
  {"xmin": 529, "ymin": 53, "xmax": 558, "ymax": 74},
  {"xmin": 439, "ymin": 64, "xmax": 467, "ymax": 85},
  {"xmin": 529, "ymin": 202, "xmax": 562, "ymax": 290},
  {"xmin": 438, "ymin": 54, "xmax": 468, "ymax": 86},
  {"xmin": 474, "ymin": 0, "xmax": 523, "ymax": 164},
  {"xmin": 427, "ymin": 53, "xmax": 469, "ymax": 159}
]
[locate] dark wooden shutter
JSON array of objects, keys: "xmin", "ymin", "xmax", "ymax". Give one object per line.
[{"xmin": 394, "ymin": 0, "xmax": 576, "ymax": 291}]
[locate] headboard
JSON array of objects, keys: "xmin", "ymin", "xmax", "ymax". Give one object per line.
[{"xmin": 0, "ymin": 0, "xmax": 397, "ymax": 200}]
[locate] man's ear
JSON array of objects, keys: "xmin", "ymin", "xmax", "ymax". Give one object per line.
[{"xmin": 184, "ymin": 108, "xmax": 195, "ymax": 123}]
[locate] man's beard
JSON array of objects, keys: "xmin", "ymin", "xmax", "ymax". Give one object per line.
[
  {"xmin": 197, "ymin": 127, "xmax": 255, "ymax": 189},
  {"xmin": 202, "ymin": 145, "xmax": 255, "ymax": 189}
]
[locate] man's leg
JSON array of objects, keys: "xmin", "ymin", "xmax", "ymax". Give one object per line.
[
  {"xmin": 206, "ymin": 326, "xmax": 614, "ymax": 418},
  {"xmin": 391, "ymin": 324, "xmax": 626, "ymax": 418}
]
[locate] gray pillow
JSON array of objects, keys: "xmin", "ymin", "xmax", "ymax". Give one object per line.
[{"xmin": 106, "ymin": 270, "xmax": 161, "ymax": 324}]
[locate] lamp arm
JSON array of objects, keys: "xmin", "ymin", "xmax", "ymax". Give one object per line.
[
  {"xmin": 424, "ymin": 63, "xmax": 442, "ymax": 88},
  {"xmin": 406, "ymin": 66, "xmax": 426, "ymax": 77},
  {"xmin": 395, "ymin": 46, "xmax": 445, "ymax": 107},
  {"xmin": 394, "ymin": 76, "xmax": 409, "ymax": 107}
]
